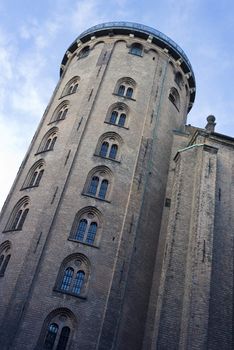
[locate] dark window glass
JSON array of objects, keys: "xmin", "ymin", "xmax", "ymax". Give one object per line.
[
  {"xmin": 75, "ymin": 219, "xmax": 87, "ymax": 241},
  {"xmin": 17, "ymin": 208, "xmax": 29, "ymax": 230},
  {"xmin": 50, "ymin": 136, "xmax": 57, "ymax": 150},
  {"xmin": 72, "ymin": 83, "xmax": 79, "ymax": 93},
  {"xmin": 68, "ymin": 85, "xmax": 73, "ymax": 94},
  {"xmin": 109, "ymin": 144, "xmax": 118, "ymax": 159},
  {"xmin": 86, "ymin": 222, "xmax": 97, "ymax": 244},
  {"xmin": 72, "ymin": 270, "xmax": 85, "ymax": 295},
  {"xmin": 130, "ymin": 44, "xmax": 143, "ymax": 56},
  {"xmin": 12, "ymin": 209, "xmax": 22, "ymax": 230},
  {"xmin": 110, "ymin": 111, "xmax": 118, "ymax": 124},
  {"xmin": 29, "ymin": 171, "xmax": 38, "ymax": 187},
  {"xmin": 45, "ymin": 138, "xmax": 52, "ymax": 151},
  {"xmin": 118, "ymin": 85, "xmax": 125, "ymax": 96},
  {"xmin": 35, "ymin": 169, "xmax": 44, "ymax": 186},
  {"xmin": 100, "ymin": 142, "xmax": 109, "ymax": 157},
  {"xmin": 126, "ymin": 87, "xmax": 133, "ymax": 98},
  {"xmin": 118, "ymin": 113, "xmax": 126, "ymax": 127},
  {"xmin": 44, "ymin": 323, "xmax": 58, "ymax": 350},
  {"xmin": 62, "ymin": 108, "xmax": 68, "ymax": 119},
  {"xmin": 61, "ymin": 267, "xmax": 74, "ymax": 291},
  {"xmin": 0, "ymin": 255, "xmax": 4, "ymax": 268},
  {"xmin": 0, "ymin": 254, "xmax": 11, "ymax": 275},
  {"xmin": 57, "ymin": 110, "xmax": 63, "ymax": 120},
  {"xmin": 56, "ymin": 326, "xmax": 70, "ymax": 350},
  {"xmin": 98, "ymin": 179, "xmax": 108, "ymax": 199},
  {"xmin": 88, "ymin": 176, "xmax": 99, "ymax": 196},
  {"xmin": 79, "ymin": 46, "xmax": 90, "ymax": 58}
]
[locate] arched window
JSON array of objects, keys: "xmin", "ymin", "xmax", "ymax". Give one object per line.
[
  {"xmin": 51, "ymin": 102, "xmax": 69, "ymax": 123},
  {"xmin": 0, "ymin": 241, "xmax": 11, "ymax": 277},
  {"xmin": 84, "ymin": 166, "xmax": 112, "ymax": 201},
  {"xmin": 62, "ymin": 77, "xmax": 80, "ymax": 97},
  {"xmin": 169, "ymin": 87, "xmax": 180, "ymax": 110},
  {"xmin": 44, "ymin": 323, "xmax": 58, "ymax": 349},
  {"xmin": 4, "ymin": 197, "xmax": 30, "ymax": 232},
  {"xmin": 88, "ymin": 176, "xmax": 99, "ymax": 196},
  {"xmin": 98, "ymin": 180, "xmax": 108, "ymax": 199},
  {"xmin": 115, "ymin": 77, "xmax": 136, "ymax": 99},
  {"xmin": 126, "ymin": 87, "xmax": 133, "ymax": 98},
  {"xmin": 118, "ymin": 85, "xmax": 125, "ymax": 96},
  {"xmin": 70, "ymin": 206, "xmax": 102, "ymax": 245},
  {"xmin": 118, "ymin": 113, "xmax": 126, "ymax": 127},
  {"xmin": 107, "ymin": 103, "xmax": 129, "ymax": 128},
  {"xmin": 100, "ymin": 142, "xmax": 109, "ymax": 157},
  {"xmin": 56, "ymin": 327, "xmax": 70, "ymax": 350},
  {"xmin": 109, "ymin": 144, "xmax": 118, "ymax": 159},
  {"xmin": 175, "ymin": 72, "xmax": 183, "ymax": 88},
  {"xmin": 110, "ymin": 111, "xmax": 118, "ymax": 124},
  {"xmin": 130, "ymin": 43, "xmax": 143, "ymax": 56},
  {"xmin": 38, "ymin": 308, "xmax": 76, "ymax": 350},
  {"xmin": 61, "ymin": 267, "xmax": 74, "ymax": 291},
  {"xmin": 22, "ymin": 160, "xmax": 45, "ymax": 189},
  {"xmin": 95, "ymin": 132, "xmax": 123, "ymax": 162},
  {"xmin": 55, "ymin": 254, "xmax": 90, "ymax": 297},
  {"xmin": 38, "ymin": 128, "xmax": 58, "ymax": 153},
  {"xmin": 72, "ymin": 271, "xmax": 85, "ymax": 294},
  {"xmin": 78, "ymin": 46, "xmax": 90, "ymax": 59}
]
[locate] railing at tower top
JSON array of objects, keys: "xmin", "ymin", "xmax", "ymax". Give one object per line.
[{"xmin": 76, "ymin": 21, "xmax": 194, "ymax": 78}]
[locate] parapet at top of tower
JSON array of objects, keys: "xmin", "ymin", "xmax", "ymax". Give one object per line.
[{"xmin": 61, "ymin": 21, "xmax": 196, "ymax": 110}]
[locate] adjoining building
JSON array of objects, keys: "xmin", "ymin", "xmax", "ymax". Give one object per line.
[{"xmin": 0, "ymin": 22, "xmax": 232, "ymax": 350}]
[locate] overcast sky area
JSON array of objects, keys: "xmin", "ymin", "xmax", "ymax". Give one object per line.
[{"xmin": 0, "ymin": 0, "xmax": 234, "ymax": 209}]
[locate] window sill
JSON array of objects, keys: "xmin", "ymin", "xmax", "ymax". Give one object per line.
[
  {"xmin": 47, "ymin": 117, "xmax": 65, "ymax": 126},
  {"xmin": 112, "ymin": 93, "xmax": 136, "ymax": 101},
  {"xmin": 53, "ymin": 288, "xmax": 87, "ymax": 300},
  {"xmin": 3, "ymin": 228, "xmax": 22, "ymax": 233},
  {"xmin": 58, "ymin": 91, "xmax": 77, "ymax": 99},
  {"xmin": 128, "ymin": 52, "xmax": 143, "ymax": 57},
  {"xmin": 68, "ymin": 238, "xmax": 99, "ymax": 249},
  {"xmin": 104, "ymin": 121, "xmax": 129, "ymax": 130},
  {"xmin": 35, "ymin": 149, "xmax": 53, "ymax": 155},
  {"xmin": 93, "ymin": 154, "xmax": 121, "ymax": 164},
  {"xmin": 20, "ymin": 185, "xmax": 39, "ymax": 191},
  {"xmin": 81, "ymin": 192, "xmax": 111, "ymax": 203}
]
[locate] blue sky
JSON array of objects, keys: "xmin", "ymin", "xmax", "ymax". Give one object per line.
[{"xmin": 0, "ymin": 0, "xmax": 234, "ymax": 209}]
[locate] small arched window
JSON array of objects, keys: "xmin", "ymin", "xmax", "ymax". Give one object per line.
[
  {"xmin": 51, "ymin": 102, "xmax": 69, "ymax": 123},
  {"xmin": 96, "ymin": 132, "xmax": 122, "ymax": 162},
  {"xmin": 0, "ymin": 241, "xmax": 11, "ymax": 277},
  {"xmin": 130, "ymin": 43, "xmax": 143, "ymax": 56},
  {"xmin": 78, "ymin": 46, "xmax": 90, "ymax": 59},
  {"xmin": 62, "ymin": 77, "xmax": 80, "ymax": 97},
  {"xmin": 108, "ymin": 109, "xmax": 127, "ymax": 127},
  {"xmin": 38, "ymin": 128, "xmax": 58, "ymax": 153},
  {"xmin": 70, "ymin": 207, "xmax": 102, "ymax": 245},
  {"xmin": 115, "ymin": 77, "xmax": 136, "ymax": 99},
  {"xmin": 84, "ymin": 166, "xmax": 112, "ymax": 201},
  {"xmin": 5, "ymin": 197, "xmax": 30, "ymax": 232},
  {"xmin": 55, "ymin": 254, "xmax": 90, "ymax": 297},
  {"xmin": 38, "ymin": 308, "xmax": 76, "ymax": 350},
  {"xmin": 169, "ymin": 87, "xmax": 180, "ymax": 110},
  {"xmin": 22, "ymin": 160, "xmax": 45, "ymax": 189}
]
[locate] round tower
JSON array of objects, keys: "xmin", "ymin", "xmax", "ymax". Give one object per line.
[{"xmin": 0, "ymin": 22, "xmax": 195, "ymax": 350}]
